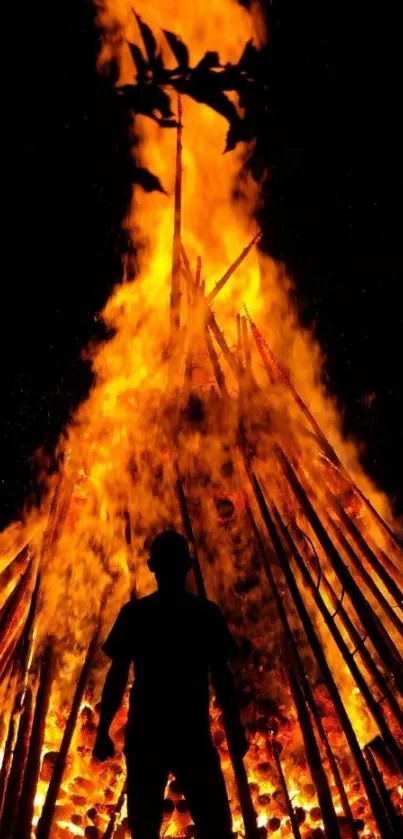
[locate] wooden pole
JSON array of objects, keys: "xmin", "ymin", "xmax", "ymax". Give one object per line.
[
  {"xmin": 169, "ymin": 95, "xmax": 183, "ymax": 360},
  {"xmin": 0, "ymin": 573, "xmax": 39, "ymax": 824},
  {"xmin": 206, "ymin": 232, "xmax": 261, "ymax": 305},
  {"xmin": 270, "ymin": 738, "xmax": 303, "ymax": 839},
  {"xmin": 249, "ymin": 487, "xmax": 379, "ymax": 833},
  {"xmin": 278, "ymin": 451, "xmax": 403, "ymax": 695},
  {"xmin": 0, "ymin": 558, "xmax": 35, "ymax": 671},
  {"xmin": 293, "ymin": 523, "xmax": 403, "ymax": 732},
  {"xmin": 103, "ymin": 781, "xmax": 127, "ymax": 839},
  {"xmin": 327, "ymin": 490, "xmax": 403, "ymax": 617},
  {"xmin": 208, "ymin": 312, "xmax": 240, "ymax": 379},
  {"xmin": 247, "ymin": 310, "xmax": 403, "ymax": 550},
  {"xmin": 205, "ymin": 326, "xmax": 229, "ymax": 398},
  {"xmin": 245, "ymin": 502, "xmax": 348, "ymax": 838},
  {"xmin": 272, "ymin": 505, "xmax": 403, "ymax": 774},
  {"xmin": 15, "ymin": 642, "xmax": 55, "ymax": 839},
  {"xmin": 0, "ymin": 684, "xmax": 35, "ymax": 838},
  {"xmin": 36, "ymin": 631, "xmax": 98, "ymax": 839},
  {"xmin": 244, "ymin": 464, "xmax": 393, "ymax": 838},
  {"xmin": 364, "ymin": 746, "xmax": 401, "ymax": 838},
  {"xmin": 325, "ymin": 512, "xmax": 403, "ymax": 641}
]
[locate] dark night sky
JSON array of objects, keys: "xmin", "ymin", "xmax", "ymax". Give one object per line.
[{"xmin": 1, "ymin": 1, "xmax": 402, "ymax": 529}]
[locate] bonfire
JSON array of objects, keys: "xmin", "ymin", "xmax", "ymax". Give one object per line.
[{"xmin": 0, "ymin": 2, "xmax": 402, "ymax": 838}]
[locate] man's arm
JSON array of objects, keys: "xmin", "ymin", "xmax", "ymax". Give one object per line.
[{"xmin": 93, "ymin": 659, "xmax": 130, "ymax": 761}]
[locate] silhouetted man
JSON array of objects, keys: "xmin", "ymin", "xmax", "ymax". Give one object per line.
[{"xmin": 93, "ymin": 530, "xmax": 247, "ymax": 839}]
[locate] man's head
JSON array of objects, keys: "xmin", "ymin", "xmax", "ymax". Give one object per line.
[{"xmin": 148, "ymin": 530, "xmax": 192, "ymax": 591}]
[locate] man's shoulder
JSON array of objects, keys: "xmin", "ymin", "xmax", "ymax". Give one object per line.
[
  {"xmin": 185, "ymin": 594, "xmax": 222, "ymax": 619},
  {"xmin": 119, "ymin": 593, "xmax": 157, "ymax": 615}
]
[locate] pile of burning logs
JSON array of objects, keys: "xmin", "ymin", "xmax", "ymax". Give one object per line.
[{"xmin": 1, "ymin": 113, "xmax": 403, "ymax": 838}]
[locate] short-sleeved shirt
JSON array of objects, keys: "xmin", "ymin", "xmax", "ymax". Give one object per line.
[{"xmin": 103, "ymin": 592, "xmax": 237, "ymax": 740}]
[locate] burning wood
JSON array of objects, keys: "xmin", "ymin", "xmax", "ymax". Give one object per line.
[{"xmin": 1, "ymin": 3, "xmax": 403, "ymax": 838}]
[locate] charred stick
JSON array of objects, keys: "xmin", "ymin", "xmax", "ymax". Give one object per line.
[
  {"xmin": 206, "ymin": 231, "xmax": 261, "ymax": 305},
  {"xmin": 0, "ymin": 545, "xmax": 31, "ymax": 612},
  {"xmin": 205, "ymin": 325, "xmax": 229, "ymax": 398},
  {"xmin": 247, "ymin": 313, "xmax": 332, "ymax": 454},
  {"xmin": 15, "ymin": 642, "xmax": 55, "ymax": 839},
  {"xmin": 325, "ymin": 512, "xmax": 403, "ymax": 656},
  {"xmin": 175, "ymin": 476, "xmax": 206, "ymax": 599},
  {"xmin": 169, "ymin": 95, "xmax": 183, "ymax": 355},
  {"xmin": 0, "ymin": 576, "xmax": 38, "ymax": 825},
  {"xmin": 0, "ymin": 558, "xmax": 35, "ymax": 669},
  {"xmin": 245, "ymin": 465, "xmax": 393, "ymax": 838},
  {"xmin": 195, "ymin": 255, "xmax": 202, "ymax": 288},
  {"xmin": 184, "ymin": 346, "xmax": 194, "ymax": 389},
  {"xmin": 297, "ymin": 533, "xmax": 403, "ymax": 732},
  {"xmin": 237, "ymin": 313, "xmax": 242, "ymax": 367},
  {"xmin": 364, "ymin": 746, "xmax": 402, "ymax": 838},
  {"xmin": 285, "ymin": 653, "xmax": 343, "ymax": 839},
  {"xmin": 0, "ymin": 651, "xmax": 22, "ymax": 822},
  {"xmin": 0, "ymin": 633, "xmax": 22, "ymax": 684},
  {"xmin": 353, "ymin": 482, "xmax": 403, "ymax": 553},
  {"xmin": 293, "ymin": 653, "xmax": 358, "ymax": 832},
  {"xmin": 328, "ymin": 491, "xmax": 403, "ymax": 618},
  {"xmin": 180, "ymin": 241, "xmax": 196, "ymax": 293},
  {"xmin": 103, "ymin": 780, "xmax": 127, "ymax": 839},
  {"xmin": 208, "ymin": 312, "xmax": 240, "ymax": 379},
  {"xmin": 273, "ymin": 507, "xmax": 403, "ymax": 774},
  {"xmin": 36, "ymin": 631, "xmax": 99, "ymax": 839},
  {"xmin": 368, "ymin": 539, "xmax": 403, "ymax": 590},
  {"xmin": 278, "ymin": 451, "xmax": 403, "ymax": 695},
  {"xmin": 0, "ymin": 684, "xmax": 34, "ymax": 838},
  {"xmin": 246, "ymin": 503, "xmax": 348, "ymax": 838},
  {"xmin": 270, "ymin": 739, "xmax": 303, "ymax": 839},
  {"xmin": 241, "ymin": 316, "xmax": 252, "ymax": 373},
  {"xmin": 247, "ymin": 310, "xmax": 402, "ymax": 550}
]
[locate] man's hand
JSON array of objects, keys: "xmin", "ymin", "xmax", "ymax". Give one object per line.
[
  {"xmin": 228, "ymin": 725, "xmax": 249, "ymax": 760},
  {"xmin": 92, "ymin": 731, "xmax": 115, "ymax": 762}
]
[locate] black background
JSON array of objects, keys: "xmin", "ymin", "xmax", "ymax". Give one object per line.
[{"xmin": 1, "ymin": 1, "xmax": 402, "ymax": 528}]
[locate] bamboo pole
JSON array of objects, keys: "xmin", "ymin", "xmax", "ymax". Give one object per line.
[
  {"xmin": 270, "ymin": 738, "xmax": 303, "ymax": 839},
  {"xmin": 205, "ymin": 326, "xmax": 229, "ymax": 398},
  {"xmin": 364, "ymin": 746, "xmax": 401, "ymax": 838},
  {"xmin": 180, "ymin": 241, "xmax": 195, "ymax": 292},
  {"xmin": 169, "ymin": 95, "xmax": 183, "ymax": 358},
  {"xmin": 247, "ymin": 309, "xmax": 403, "ymax": 550},
  {"xmin": 208, "ymin": 312, "xmax": 240, "ymax": 379},
  {"xmin": 328, "ymin": 491, "xmax": 403, "ymax": 617},
  {"xmin": 236, "ymin": 313, "xmax": 242, "ymax": 367},
  {"xmin": 175, "ymin": 475, "xmax": 207, "ymax": 599},
  {"xmin": 206, "ymin": 232, "xmax": 261, "ymax": 305},
  {"xmin": 278, "ymin": 451, "xmax": 403, "ymax": 695},
  {"xmin": 174, "ymin": 472, "xmax": 259, "ymax": 839},
  {"xmin": 36, "ymin": 631, "xmax": 99, "ymax": 839},
  {"xmin": 244, "ymin": 464, "xmax": 393, "ymax": 838},
  {"xmin": 245, "ymin": 502, "xmax": 352, "ymax": 838},
  {"xmin": 0, "ymin": 684, "xmax": 35, "ymax": 838},
  {"xmin": 241, "ymin": 316, "xmax": 252, "ymax": 374},
  {"xmin": 293, "ymin": 525, "xmax": 403, "ymax": 732},
  {"xmin": 272, "ymin": 506, "xmax": 403, "ymax": 774},
  {"xmin": 0, "ymin": 545, "xmax": 31, "ymax": 612},
  {"xmin": 15, "ymin": 642, "xmax": 55, "ymax": 839},
  {"xmin": 325, "ymin": 512, "xmax": 403, "ymax": 642},
  {"xmin": 0, "ymin": 651, "xmax": 22, "ymax": 822},
  {"xmin": 0, "ymin": 558, "xmax": 35, "ymax": 670},
  {"xmin": 103, "ymin": 780, "xmax": 127, "ymax": 839},
  {"xmin": 0, "ymin": 573, "xmax": 39, "ymax": 824},
  {"xmin": 367, "ymin": 538, "xmax": 403, "ymax": 590}
]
